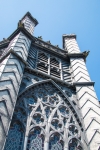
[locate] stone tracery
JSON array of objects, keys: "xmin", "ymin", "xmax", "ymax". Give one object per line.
[{"xmin": 4, "ymin": 81, "xmax": 84, "ymax": 150}]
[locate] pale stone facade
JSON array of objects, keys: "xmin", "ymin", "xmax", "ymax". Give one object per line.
[{"xmin": 0, "ymin": 12, "xmax": 99, "ymax": 150}]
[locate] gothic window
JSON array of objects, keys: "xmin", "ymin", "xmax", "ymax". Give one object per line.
[
  {"xmin": 33, "ymin": 113, "xmax": 44, "ymax": 124},
  {"xmin": 50, "ymin": 57, "xmax": 59, "ymax": 68},
  {"xmin": 37, "ymin": 61, "xmax": 48, "ymax": 73},
  {"xmin": 50, "ymin": 57, "xmax": 60, "ymax": 78},
  {"xmin": 27, "ymin": 128, "xmax": 44, "ymax": 150},
  {"xmin": 4, "ymin": 123, "xmax": 24, "ymax": 150},
  {"xmin": 27, "ymin": 97, "xmax": 37, "ymax": 105},
  {"xmin": 69, "ymin": 138, "xmax": 83, "ymax": 150},
  {"xmin": 37, "ymin": 52, "xmax": 48, "ymax": 74},
  {"xmin": 49, "ymin": 134, "xmax": 63, "ymax": 150},
  {"xmin": 68, "ymin": 125, "xmax": 79, "ymax": 137},
  {"xmin": 51, "ymin": 119, "xmax": 62, "ymax": 129},
  {"xmin": 45, "ymin": 106, "xmax": 50, "ymax": 118},
  {"xmin": 59, "ymin": 106, "xmax": 69, "ymax": 116},
  {"xmin": 17, "ymin": 83, "xmax": 84, "ymax": 149},
  {"xmin": 50, "ymin": 67, "xmax": 60, "ymax": 78},
  {"xmin": 38, "ymin": 52, "xmax": 48, "ymax": 63}
]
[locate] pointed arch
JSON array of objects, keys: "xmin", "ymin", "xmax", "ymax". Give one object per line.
[
  {"xmin": 27, "ymin": 127, "xmax": 44, "ymax": 150},
  {"xmin": 50, "ymin": 57, "xmax": 59, "ymax": 67},
  {"xmin": 18, "ymin": 79, "xmax": 85, "ymax": 149},
  {"xmin": 68, "ymin": 138, "xmax": 84, "ymax": 150},
  {"xmin": 38, "ymin": 52, "xmax": 48, "ymax": 63},
  {"xmin": 49, "ymin": 133, "xmax": 64, "ymax": 150},
  {"xmin": 18, "ymin": 79, "xmax": 82, "ymax": 128}
]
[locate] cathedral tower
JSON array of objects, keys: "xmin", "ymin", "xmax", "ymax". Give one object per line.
[{"xmin": 0, "ymin": 12, "xmax": 100, "ymax": 150}]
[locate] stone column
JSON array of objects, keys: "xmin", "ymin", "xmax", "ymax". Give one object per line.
[
  {"xmin": 44, "ymin": 141, "xmax": 49, "ymax": 150},
  {"xmin": 60, "ymin": 60, "xmax": 63, "ymax": 80},
  {"xmin": 48, "ymin": 54, "xmax": 50, "ymax": 75}
]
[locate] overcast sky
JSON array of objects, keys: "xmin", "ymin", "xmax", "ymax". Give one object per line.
[{"xmin": 0, "ymin": 0, "xmax": 100, "ymax": 100}]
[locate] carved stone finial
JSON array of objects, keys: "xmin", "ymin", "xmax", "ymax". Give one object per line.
[
  {"xmin": 18, "ymin": 20, "xmax": 24, "ymax": 28},
  {"xmin": 55, "ymin": 45, "xmax": 59, "ymax": 48},
  {"xmin": 83, "ymin": 50, "xmax": 90, "ymax": 57},
  {"xmin": 38, "ymin": 36, "xmax": 42, "ymax": 40},
  {"xmin": 47, "ymin": 41, "xmax": 51, "ymax": 44}
]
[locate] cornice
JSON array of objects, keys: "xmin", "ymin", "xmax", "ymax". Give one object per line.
[
  {"xmin": 73, "ymin": 82, "xmax": 95, "ymax": 86},
  {"xmin": 8, "ymin": 27, "xmax": 36, "ymax": 42},
  {"xmin": 0, "ymin": 26, "xmax": 89, "ymax": 62},
  {"xmin": 32, "ymin": 41, "xmax": 68, "ymax": 60},
  {"xmin": 68, "ymin": 51, "xmax": 90, "ymax": 61},
  {"xmin": 35, "ymin": 37, "xmax": 65, "ymax": 52},
  {"xmin": 25, "ymin": 66, "xmax": 76, "ymax": 90},
  {"xmin": 0, "ymin": 39, "xmax": 10, "ymax": 49}
]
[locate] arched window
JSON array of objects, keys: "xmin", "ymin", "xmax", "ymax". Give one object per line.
[
  {"xmin": 37, "ymin": 52, "xmax": 48, "ymax": 74},
  {"xmin": 49, "ymin": 134, "xmax": 63, "ymax": 150},
  {"xmin": 38, "ymin": 52, "xmax": 48, "ymax": 63},
  {"xmin": 27, "ymin": 128, "xmax": 44, "ymax": 150},
  {"xmin": 50, "ymin": 57, "xmax": 59, "ymax": 68},
  {"xmin": 17, "ymin": 82, "xmax": 85, "ymax": 150},
  {"xmin": 37, "ymin": 61, "xmax": 48, "ymax": 73},
  {"xmin": 50, "ymin": 57, "xmax": 60, "ymax": 78},
  {"xmin": 4, "ymin": 123, "xmax": 24, "ymax": 150},
  {"xmin": 68, "ymin": 125, "xmax": 78, "ymax": 137},
  {"xmin": 69, "ymin": 138, "xmax": 83, "ymax": 150}
]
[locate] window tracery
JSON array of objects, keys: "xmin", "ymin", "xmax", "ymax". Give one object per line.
[
  {"xmin": 5, "ymin": 82, "xmax": 84, "ymax": 150},
  {"xmin": 50, "ymin": 57, "xmax": 59, "ymax": 68},
  {"xmin": 45, "ymin": 106, "xmax": 50, "ymax": 118},
  {"xmin": 69, "ymin": 138, "xmax": 83, "ymax": 150},
  {"xmin": 59, "ymin": 106, "xmax": 69, "ymax": 116},
  {"xmin": 27, "ymin": 97, "xmax": 37, "ymax": 105},
  {"xmin": 49, "ymin": 134, "xmax": 63, "ymax": 150},
  {"xmin": 37, "ymin": 52, "xmax": 48, "ymax": 74},
  {"xmin": 69, "ymin": 125, "xmax": 78, "ymax": 136},
  {"xmin": 27, "ymin": 128, "xmax": 44, "ymax": 150}
]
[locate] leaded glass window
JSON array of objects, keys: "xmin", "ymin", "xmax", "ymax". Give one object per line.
[
  {"xmin": 27, "ymin": 97, "xmax": 37, "ymax": 105},
  {"xmin": 49, "ymin": 134, "xmax": 63, "ymax": 150},
  {"xmin": 69, "ymin": 138, "xmax": 83, "ymax": 150},
  {"xmin": 4, "ymin": 123, "xmax": 24, "ymax": 150},
  {"xmin": 5, "ymin": 82, "xmax": 85, "ymax": 150},
  {"xmin": 27, "ymin": 128, "xmax": 44, "ymax": 150},
  {"xmin": 45, "ymin": 106, "xmax": 50, "ymax": 118}
]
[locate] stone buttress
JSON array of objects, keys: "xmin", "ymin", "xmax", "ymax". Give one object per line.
[
  {"xmin": 0, "ymin": 12, "xmax": 38, "ymax": 150},
  {"xmin": 63, "ymin": 34, "xmax": 100, "ymax": 150}
]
